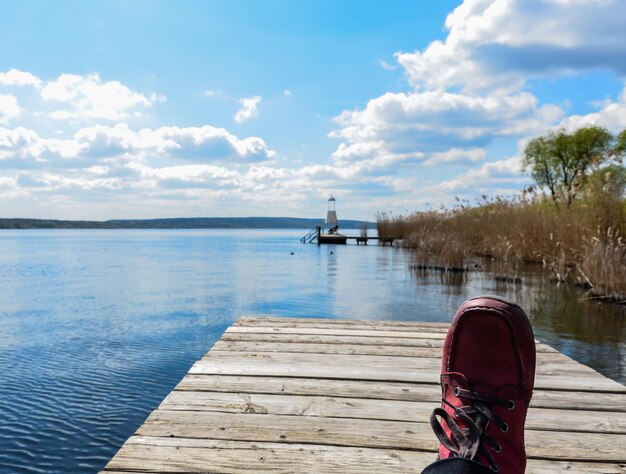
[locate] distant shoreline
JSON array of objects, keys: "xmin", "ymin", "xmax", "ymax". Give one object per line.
[{"xmin": 0, "ymin": 217, "xmax": 373, "ymax": 230}]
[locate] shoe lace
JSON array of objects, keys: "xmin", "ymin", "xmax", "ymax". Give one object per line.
[{"xmin": 430, "ymin": 387, "xmax": 512, "ymax": 472}]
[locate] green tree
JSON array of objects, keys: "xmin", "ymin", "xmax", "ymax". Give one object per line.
[
  {"xmin": 586, "ymin": 164, "xmax": 626, "ymax": 232},
  {"xmin": 616, "ymin": 129, "xmax": 626, "ymax": 156},
  {"xmin": 523, "ymin": 126, "xmax": 614, "ymax": 210}
]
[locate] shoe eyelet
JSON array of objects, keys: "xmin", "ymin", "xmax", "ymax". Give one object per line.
[
  {"xmin": 500, "ymin": 422, "xmax": 509, "ymax": 433},
  {"xmin": 508, "ymin": 400, "xmax": 515, "ymax": 410},
  {"xmin": 493, "ymin": 443, "xmax": 502, "ymax": 454},
  {"xmin": 453, "ymin": 386, "xmax": 460, "ymax": 396},
  {"xmin": 491, "ymin": 464, "xmax": 499, "ymax": 473}
]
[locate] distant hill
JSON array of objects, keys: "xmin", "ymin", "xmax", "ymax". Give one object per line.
[{"xmin": 0, "ymin": 217, "xmax": 374, "ymax": 230}]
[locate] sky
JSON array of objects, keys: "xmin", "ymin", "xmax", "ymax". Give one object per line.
[{"xmin": 1, "ymin": 0, "xmax": 626, "ymax": 221}]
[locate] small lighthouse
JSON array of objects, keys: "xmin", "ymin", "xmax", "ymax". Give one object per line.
[
  {"xmin": 325, "ymin": 195, "xmax": 338, "ymax": 227},
  {"xmin": 300, "ymin": 195, "xmax": 347, "ymax": 244}
]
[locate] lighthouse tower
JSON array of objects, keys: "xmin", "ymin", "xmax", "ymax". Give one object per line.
[{"xmin": 325, "ymin": 195, "xmax": 338, "ymax": 227}]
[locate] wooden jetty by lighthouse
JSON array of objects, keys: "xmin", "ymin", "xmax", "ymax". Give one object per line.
[
  {"xmin": 102, "ymin": 316, "xmax": 626, "ymax": 473},
  {"xmin": 300, "ymin": 196, "xmax": 396, "ymax": 245}
]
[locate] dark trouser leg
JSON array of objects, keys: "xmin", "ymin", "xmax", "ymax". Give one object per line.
[{"xmin": 422, "ymin": 458, "xmax": 494, "ymax": 474}]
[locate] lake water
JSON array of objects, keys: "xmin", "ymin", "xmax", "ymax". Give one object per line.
[{"xmin": 0, "ymin": 229, "xmax": 624, "ymax": 473}]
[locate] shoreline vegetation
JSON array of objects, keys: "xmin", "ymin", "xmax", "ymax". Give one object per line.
[
  {"xmin": 0, "ymin": 217, "xmax": 372, "ymax": 230},
  {"xmin": 376, "ymin": 192, "xmax": 626, "ymax": 303},
  {"xmin": 378, "ymin": 126, "xmax": 626, "ymax": 303}
]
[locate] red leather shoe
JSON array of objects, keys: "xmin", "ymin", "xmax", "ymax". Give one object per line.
[{"xmin": 430, "ymin": 296, "xmax": 536, "ymax": 473}]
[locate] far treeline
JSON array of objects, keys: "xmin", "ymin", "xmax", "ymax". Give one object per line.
[
  {"xmin": 377, "ymin": 126, "xmax": 626, "ymax": 302},
  {"xmin": 0, "ymin": 217, "xmax": 372, "ymax": 230}
]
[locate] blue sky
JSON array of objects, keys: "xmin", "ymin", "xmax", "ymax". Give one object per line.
[{"xmin": 1, "ymin": 0, "xmax": 625, "ymax": 220}]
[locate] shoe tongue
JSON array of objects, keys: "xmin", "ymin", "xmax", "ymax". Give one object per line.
[{"xmin": 449, "ymin": 313, "xmax": 521, "ymax": 389}]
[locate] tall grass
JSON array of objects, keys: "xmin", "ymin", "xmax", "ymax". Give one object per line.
[
  {"xmin": 377, "ymin": 190, "xmax": 626, "ymax": 301},
  {"xmin": 580, "ymin": 227, "xmax": 626, "ymax": 300}
]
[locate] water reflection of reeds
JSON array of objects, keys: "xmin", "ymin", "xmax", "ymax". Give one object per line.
[
  {"xmin": 411, "ymin": 265, "xmax": 469, "ymax": 288},
  {"xmin": 410, "ymin": 261, "xmax": 626, "ymax": 384}
]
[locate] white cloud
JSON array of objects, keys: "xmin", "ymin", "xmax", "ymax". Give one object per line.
[
  {"xmin": 0, "ymin": 176, "xmax": 17, "ymax": 189},
  {"xmin": 0, "ymin": 95, "xmax": 21, "ymax": 123},
  {"xmin": 0, "ymin": 127, "xmax": 87, "ymax": 167},
  {"xmin": 329, "ymin": 90, "xmax": 561, "ymax": 171},
  {"xmin": 377, "ymin": 60, "xmax": 397, "ymax": 71},
  {"xmin": 154, "ymin": 125, "xmax": 275, "ymax": 161},
  {"xmin": 333, "ymin": 91, "xmax": 543, "ymax": 141},
  {"xmin": 204, "ymin": 89, "xmax": 223, "ymax": 97},
  {"xmin": 0, "ymin": 69, "xmax": 42, "ymax": 87},
  {"xmin": 40, "ymin": 73, "xmax": 164, "ymax": 120},
  {"xmin": 423, "ymin": 148, "xmax": 486, "ymax": 167},
  {"xmin": 17, "ymin": 172, "xmax": 126, "ymax": 192},
  {"xmin": 331, "ymin": 141, "xmax": 425, "ymax": 172},
  {"xmin": 283, "ymin": 90, "xmax": 292, "ymax": 96},
  {"xmin": 137, "ymin": 163, "xmax": 240, "ymax": 185},
  {"xmin": 396, "ymin": 0, "xmax": 626, "ymax": 94},
  {"xmin": 435, "ymin": 156, "xmax": 527, "ymax": 192},
  {"xmin": 234, "ymin": 95, "xmax": 261, "ymax": 123},
  {"xmin": 0, "ymin": 127, "xmax": 39, "ymax": 162},
  {"xmin": 74, "ymin": 123, "xmax": 146, "ymax": 157},
  {"xmin": 559, "ymin": 84, "xmax": 626, "ymax": 132},
  {"xmin": 0, "ymin": 123, "xmax": 276, "ymax": 168}
]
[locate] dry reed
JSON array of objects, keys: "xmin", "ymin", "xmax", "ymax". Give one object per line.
[{"xmin": 378, "ymin": 191, "xmax": 626, "ymax": 301}]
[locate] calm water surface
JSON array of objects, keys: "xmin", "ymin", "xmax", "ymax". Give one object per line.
[{"xmin": 0, "ymin": 229, "xmax": 624, "ymax": 473}]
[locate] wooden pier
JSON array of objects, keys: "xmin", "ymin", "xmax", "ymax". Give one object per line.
[
  {"xmin": 301, "ymin": 226, "xmax": 397, "ymax": 245},
  {"xmin": 103, "ymin": 317, "xmax": 626, "ymax": 473},
  {"xmin": 318, "ymin": 234, "xmax": 396, "ymax": 245}
]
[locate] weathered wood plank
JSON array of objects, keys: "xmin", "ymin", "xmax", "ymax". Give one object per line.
[
  {"xmin": 212, "ymin": 340, "xmax": 445, "ymax": 357},
  {"xmin": 211, "ymin": 340, "xmax": 554, "ymax": 356},
  {"xmin": 202, "ymin": 350, "xmax": 599, "ymax": 376},
  {"xmin": 105, "ymin": 437, "xmax": 431, "ymax": 473},
  {"xmin": 221, "ymin": 331, "xmax": 448, "ymax": 347},
  {"xmin": 201, "ymin": 351, "xmax": 447, "ymax": 368},
  {"xmin": 135, "ymin": 410, "xmax": 626, "ymax": 462},
  {"xmin": 236, "ymin": 316, "xmax": 450, "ymax": 327},
  {"xmin": 175, "ymin": 375, "xmax": 626, "ymax": 411},
  {"xmin": 136, "ymin": 410, "xmax": 429, "ymax": 451},
  {"xmin": 234, "ymin": 317, "xmax": 450, "ymax": 332},
  {"xmin": 175, "ymin": 374, "xmax": 626, "ymax": 412},
  {"xmin": 189, "ymin": 357, "xmax": 426, "ymax": 383},
  {"xmin": 211, "ymin": 340, "xmax": 580, "ymax": 361},
  {"xmin": 160, "ymin": 391, "xmax": 626, "ymax": 434},
  {"xmin": 190, "ymin": 360, "xmax": 624, "ymax": 391},
  {"xmin": 219, "ymin": 331, "xmax": 558, "ymax": 353},
  {"xmin": 225, "ymin": 326, "xmax": 448, "ymax": 339},
  {"xmin": 194, "ymin": 352, "xmax": 624, "ymax": 391},
  {"xmin": 176, "ymin": 375, "xmax": 432, "ymax": 400},
  {"xmin": 161, "ymin": 390, "xmax": 433, "ymax": 419},
  {"xmin": 103, "ymin": 437, "xmax": 626, "ymax": 473}
]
